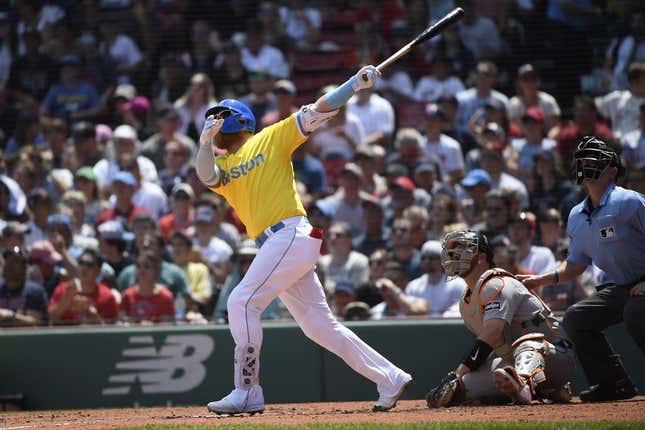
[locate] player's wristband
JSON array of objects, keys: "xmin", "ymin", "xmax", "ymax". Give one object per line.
[
  {"xmin": 461, "ymin": 338, "xmax": 493, "ymax": 371},
  {"xmin": 552, "ymin": 271, "xmax": 559, "ymax": 285},
  {"xmin": 325, "ymin": 77, "xmax": 357, "ymax": 110}
]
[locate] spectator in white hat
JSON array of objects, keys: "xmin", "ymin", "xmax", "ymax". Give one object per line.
[
  {"xmin": 405, "ymin": 240, "xmax": 466, "ymax": 317},
  {"xmin": 95, "ymin": 171, "xmax": 150, "ymax": 228},
  {"xmin": 97, "ymin": 220, "xmax": 134, "ymax": 278},
  {"xmin": 191, "ymin": 205, "xmax": 233, "ymax": 286},
  {"xmin": 93, "ymin": 124, "xmax": 158, "ymax": 188}
]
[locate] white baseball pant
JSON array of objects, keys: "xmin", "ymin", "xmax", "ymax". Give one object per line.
[{"xmin": 226, "ymin": 216, "xmax": 406, "ymax": 397}]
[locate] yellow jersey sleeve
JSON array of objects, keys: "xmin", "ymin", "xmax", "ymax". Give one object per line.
[{"xmin": 268, "ymin": 113, "xmax": 308, "ymax": 157}]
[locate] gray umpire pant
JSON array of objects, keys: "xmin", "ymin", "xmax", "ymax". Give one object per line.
[{"xmin": 563, "ymin": 283, "xmax": 645, "ymax": 387}]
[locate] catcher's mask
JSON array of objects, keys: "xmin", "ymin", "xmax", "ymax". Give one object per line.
[
  {"xmin": 573, "ymin": 136, "xmax": 623, "ymax": 185},
  {"xmin": 205, "ymin": 99, "xmax": 256, "ymax": 134},
  {"xmin": 440, "ymin": 230, "xmax": 492, "ymax": 277}
]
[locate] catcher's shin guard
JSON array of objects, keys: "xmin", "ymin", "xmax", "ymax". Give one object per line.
[{"xmin": 507, "ymin": 333, "xmax": 554, "ymax": 400}]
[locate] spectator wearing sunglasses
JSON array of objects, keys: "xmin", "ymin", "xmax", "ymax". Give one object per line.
[
  {"xmin": 158, "ymin": 140, "xmax": 191, "ymax": 196},
  {"xmin": 318, "ymin": 222, "xmax": 369, "ymax": 296},
  {"xmin": 120, "ymin": 251, "xmax": 175, "ymax": 324},
  {"xmin": 48, "ymin": 248, "xmax": 118, "ymax": 324},
  {"xmin": 0, "ymin": 247, "xmax": 48, "ymax": 326},
  {"xmin": 367, "ymin": 249, "xmax": 389, "ymax": 284},
  {"xmin": 388, "ymin": 217, "xmax": 422, "ymax": 280}
]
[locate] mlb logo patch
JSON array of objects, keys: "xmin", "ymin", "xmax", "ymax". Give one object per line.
[{"xmin": 600, "ymin": 227, "xmax": 615, "ymax": 238}]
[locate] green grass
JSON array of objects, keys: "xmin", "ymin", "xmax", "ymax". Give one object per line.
[{"xmin": 115, "ymin": 423, "xmax": 644, "ymax": 430}]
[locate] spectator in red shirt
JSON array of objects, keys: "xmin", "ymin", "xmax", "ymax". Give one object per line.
[
  {"xmin": 95, "ymin": 171, "xmax": 150, "ymax": 228},
  {"xmin": 120, "ymin": 252, "xmax": 175, "ymax": 324},
  {"xmin": 48, "ymin": 248, "xmax": 118, "ymax": 324},
  {"xmin": 159, "ymin": 183, "xmax": 195, "ymax": 241},
  {"xmin": 555, "ymin": 95, "xmax": 612, "ymax": 169}
]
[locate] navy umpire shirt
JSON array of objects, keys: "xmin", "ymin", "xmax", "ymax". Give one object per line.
[{"xmin": 566, "ymin": 183, "xmax": 645, "ymax": 285}]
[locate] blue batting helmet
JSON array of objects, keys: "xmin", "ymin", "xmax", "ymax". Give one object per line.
[{"xmin": 204, "ymin": 99, "xmax": 256, "ymax": 134}]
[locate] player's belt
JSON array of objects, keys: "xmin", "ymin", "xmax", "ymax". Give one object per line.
[{"xmin": 255, "ymin": 221, "xmax": 286, "ymax": 248}]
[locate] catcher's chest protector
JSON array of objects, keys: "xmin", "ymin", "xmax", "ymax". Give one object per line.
[{"xmin": 459, "ymin": 269, "xmax": 556, "ymax": 359}]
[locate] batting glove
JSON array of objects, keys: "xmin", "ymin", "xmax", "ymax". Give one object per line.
[
  {"xmin": 351, "ymin": 65, "xmax": 381, "ymax": 92},
  {"xmin": 200, "ymin": 115, "xmax": 224, "ymax": 145}
]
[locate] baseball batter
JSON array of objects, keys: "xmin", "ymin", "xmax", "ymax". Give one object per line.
[
  {"xmin": 426, "ymin": 231, "xmax": 574, "ymax": 407},
  {"xmin": 195, "ymin": 65, "xmax": 412, "ymax": 415}
]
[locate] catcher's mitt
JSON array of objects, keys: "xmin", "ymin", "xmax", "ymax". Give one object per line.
[{"xmin": 426, "ymin": 371, "xmax": 465, "ymax": 408}]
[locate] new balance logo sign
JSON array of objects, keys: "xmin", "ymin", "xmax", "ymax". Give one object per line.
[{"xmin": 102, "ymin": 335, "xmax": 214, "ymax": 396}]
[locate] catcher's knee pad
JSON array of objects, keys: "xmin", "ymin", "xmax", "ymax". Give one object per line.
[
  {"xmin": 512, "ymin": 333, "xmax": 553, "ymax": 388},
  {"xmin": 234, "ymin": 343, "xmax": 260, "ymax": 389}
]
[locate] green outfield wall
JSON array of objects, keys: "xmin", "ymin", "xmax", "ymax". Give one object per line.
[{"xmin": 0, "ymin": 319, "xmax": 642, "ymax": 410}]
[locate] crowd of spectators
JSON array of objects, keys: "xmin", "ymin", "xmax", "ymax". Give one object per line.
[{"xmin": 1, "ymin": 0, "xmax": 645, "ymax": 327}]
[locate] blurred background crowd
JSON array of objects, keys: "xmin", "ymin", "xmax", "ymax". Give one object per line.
[{"xmin": 1, "ymin": 0, "xmax": 644, "ymax": 326}]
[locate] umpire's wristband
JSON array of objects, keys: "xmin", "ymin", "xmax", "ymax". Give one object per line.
[{"xmin": 461, "ymin": 338, "xmax": 493, "ymax": 371}]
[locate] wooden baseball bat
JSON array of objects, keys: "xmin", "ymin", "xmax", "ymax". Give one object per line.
[{"xmin": 374, "ymin": 7, "xmax": 465, "ymax": 73}]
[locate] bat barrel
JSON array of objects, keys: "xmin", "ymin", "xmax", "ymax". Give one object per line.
[
  {"xmin": 411, "ymin": 7, "xmax": 464, "ymax": 47},
  {"xmin": 368, "ymin": 7, "xmax": 465, "ymax": 77}
]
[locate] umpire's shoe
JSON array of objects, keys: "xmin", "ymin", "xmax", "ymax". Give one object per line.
[
  {"xmin": 207, "ymin": 385, "xmax": 265, "ymax": 415},
  {"xmin": 580, "ymin": 354, "xmax": 638, "ymax": 402},
  {"xmin": 579, "ymin": 381, "xmax": 638, "ymax": 402},
  {"xmin": 372, "ymin": 372, "xmax": 413, "ymax": 412}
]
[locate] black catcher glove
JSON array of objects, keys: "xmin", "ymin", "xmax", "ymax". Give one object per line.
[{"xmin": 426, "ymin": 371, "xmax": 464, "ymax": 408}]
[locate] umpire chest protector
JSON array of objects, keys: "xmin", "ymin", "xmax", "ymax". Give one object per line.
[{"xmin": 459, "ymin": 269, "xmax": 563, "ymax": 361}]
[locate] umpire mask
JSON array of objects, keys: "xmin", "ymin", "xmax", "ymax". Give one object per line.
[{"xmin": 573, "ymin": 136, "xmax": 622, "ymax": 185}]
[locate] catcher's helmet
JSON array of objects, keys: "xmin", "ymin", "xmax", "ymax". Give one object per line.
[
  {"xmin": 573, "ymin": 136, "xmax": 623, "ymax": 185},
  {"xmin": 440, "ymin": 230, "xmax": 493, "ymax": 277},
  {"xmin": 204, "ymin": 99, "xmax": 256, "ymax": 134}
]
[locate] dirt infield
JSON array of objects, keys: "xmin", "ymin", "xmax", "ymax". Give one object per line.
[{"xmin": 1, "ymin": 397, "xmax": 644, "ymax": 430}]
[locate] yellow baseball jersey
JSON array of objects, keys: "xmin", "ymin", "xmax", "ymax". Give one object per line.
[{"xmin": 209, "ymin": 114, "xmax": 307, "ymax": 239}]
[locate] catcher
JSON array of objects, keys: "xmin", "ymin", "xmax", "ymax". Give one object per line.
[{"xmin": 426, "ymin": 230, "xmax": 575, "ymax": 407}]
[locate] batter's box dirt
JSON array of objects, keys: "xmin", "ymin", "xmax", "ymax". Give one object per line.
[{"xmin": 1, "ymin": 397, "xmax": 643, "ymax": 430}]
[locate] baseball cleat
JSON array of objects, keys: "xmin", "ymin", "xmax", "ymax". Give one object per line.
[
  {"xmin": 493, "ymin": 368, "xmax": 532, "ymax": 405},
  {"xmin": 207, "ymin": 385, "xmax": 265, "ymax": 416},
  {"xmin": 372, "ymin": 372, "xmax": 413, "ymax": 412}
]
